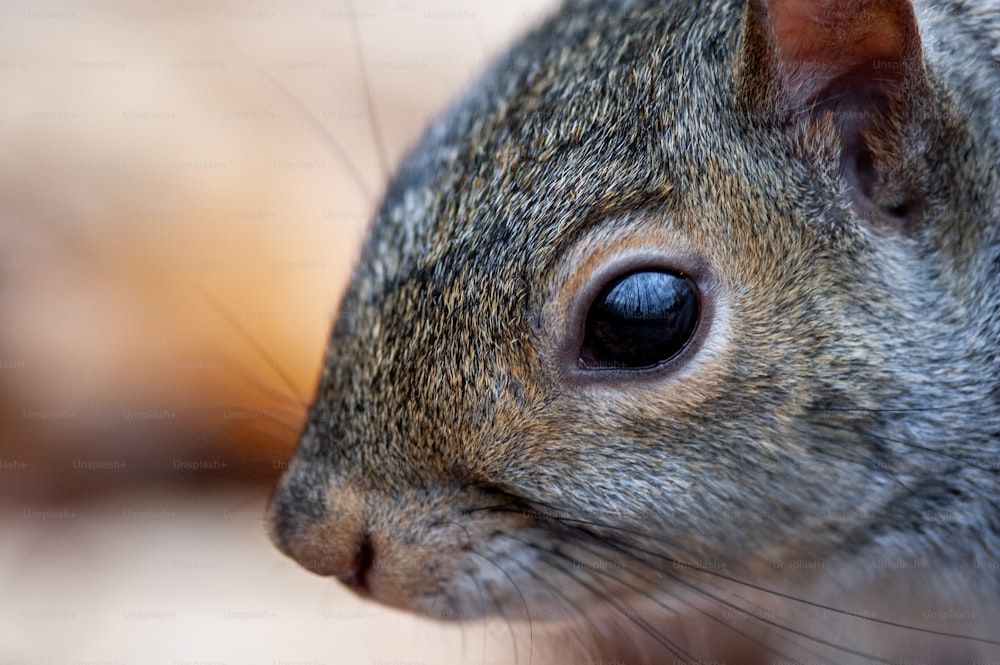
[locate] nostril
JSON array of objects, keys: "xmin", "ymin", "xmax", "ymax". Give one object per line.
[{"xmin": 337, "ymin": 533, "xmax": 375, "ymax": 592}]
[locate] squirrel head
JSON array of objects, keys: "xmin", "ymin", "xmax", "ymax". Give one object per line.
[{"xmin": 271, "ymin": 0, "xmax": 1000, "ymax": 624}]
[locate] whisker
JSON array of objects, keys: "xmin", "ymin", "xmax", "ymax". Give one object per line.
[
  {"xmin": 508, "ymin": 555, "xmax": 616, "ymax": 663},
  {"xmin": 572, "ymin": 538, "xmax": 879, "ymax": 663},
  {"xmin": 561, "ymin": 532, "xmax": 836, "ymax": 665},
  {"xmin": 478, "ymin": 496, "xmax": 704, "ymax": 561},
  {"xmin": 192, "ymin": 283, "xmax": 308, "ymax": 406},
  {"xmin": 570, "ymin": 518, "xmax": 1000, "ymax": 650},
  {"xmin": 534, "ymin": 547, "xmax": 700, "ymax": 664},
  {"xmin": 478, "ymin": 494, "xmax": 1000, "ymax": 651},
  {"xmin": 346, "ymin": 0, "xmax": 391, "ymax": 182},
  {"xmin": 442, "ymin": 520, "xmax": 533, "ymax": 664},
  {"xmin": 815, "ymin": 398, "xmax": 994, "ymax": 416},
  {"xmin": 469, "ymin": 568, "xmax": 489, "ymax": 664},
  {"xmin": 228, "ymin": 46, "xmax": 376, "ymax": 202},
  {"xmin": 189, "ymin": 410, "xmax": 299, "ymax": 470},
  {"xmin": 819, "ymin": 420, "xmax": 999, "ymax": 476},
  {"xmin": 482, "ymin": 582, "xmax": 521, "ymax": 665}
]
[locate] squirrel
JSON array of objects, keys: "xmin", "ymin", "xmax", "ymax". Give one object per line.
[{"xmin": 270, "ymin": 0, "xmax": 1000, "ymax": 662}]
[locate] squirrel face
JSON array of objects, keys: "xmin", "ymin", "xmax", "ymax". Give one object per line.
[{"xmin": 271, "ymin": 0, "xmax": 1000, "ymax": 651}]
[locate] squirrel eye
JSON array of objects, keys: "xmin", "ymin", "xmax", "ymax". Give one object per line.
[{"xmin": 580, "ymin": 270, "xmax": 698, "ymax": 370}]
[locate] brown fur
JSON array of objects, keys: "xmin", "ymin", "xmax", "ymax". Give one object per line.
[{"xmin": 272, "ymin": 0, "xmax": 1000, "ymax": 662}]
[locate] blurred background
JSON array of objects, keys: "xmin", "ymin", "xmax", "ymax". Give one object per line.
[{"xmin": 0, "ymin": 1, "xmax": 557, "ymax": 662}]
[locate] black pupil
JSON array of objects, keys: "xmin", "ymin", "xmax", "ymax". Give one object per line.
[{"xmin": 581, "ymin": 270, "xmax": 698, "ymax": 369}]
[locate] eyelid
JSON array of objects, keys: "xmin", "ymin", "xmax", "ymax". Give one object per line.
[{"xmin": 537, "ymin": 231, "xmax": 719, "ymax": 388}]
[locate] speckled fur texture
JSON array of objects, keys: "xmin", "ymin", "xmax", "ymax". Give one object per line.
[{"xmin": 271, "ymin": 0, "xmax": 1000, "ymax": 662}]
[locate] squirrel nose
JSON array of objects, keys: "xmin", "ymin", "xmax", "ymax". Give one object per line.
[
  {"xmin": 271, "ymin": 510, "xmax": 377, "ymax": 594},
  {"xmin": 268, "ymin": 478, "xmax": 375, "ymax": 592}
]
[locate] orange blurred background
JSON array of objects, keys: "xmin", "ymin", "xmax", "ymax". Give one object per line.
[{"xmin": 0, "ymin": 1, "xmax": 557, "ymax": 663}]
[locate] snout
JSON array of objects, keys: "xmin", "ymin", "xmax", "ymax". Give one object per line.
[{"xmin": 268, "ymin": 465, "xmax": 375, "ymax": 592}]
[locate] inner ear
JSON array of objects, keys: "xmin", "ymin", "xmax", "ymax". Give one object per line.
[
  {"xmin": 825, "ymin": 78, "xmax": 925, "ymax": 226},
  {"xmin": 844, "ymin": 138, "xmax": 923, "ymax": 227},
  {"xmin": 736, "ymin": 0, "xmax": 929, "ymax": 228}
]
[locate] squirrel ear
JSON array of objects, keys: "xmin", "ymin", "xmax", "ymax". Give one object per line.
[
  {"xmin": 735, "ymin": 0, "xmax": 925, "ymax": 115},
  {"xmin": 735, "ymin": 0, "xmax": 930, "ymax": 224}
]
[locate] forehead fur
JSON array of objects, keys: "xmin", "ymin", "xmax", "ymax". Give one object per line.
[{"xmin": 356, "ymin": 0, "xmax": 767, "ymax": 303}]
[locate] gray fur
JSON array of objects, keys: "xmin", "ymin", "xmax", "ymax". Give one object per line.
[{"xmin": 272, "ymin": 0, "xmax": 1000, "ymax": 661}]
